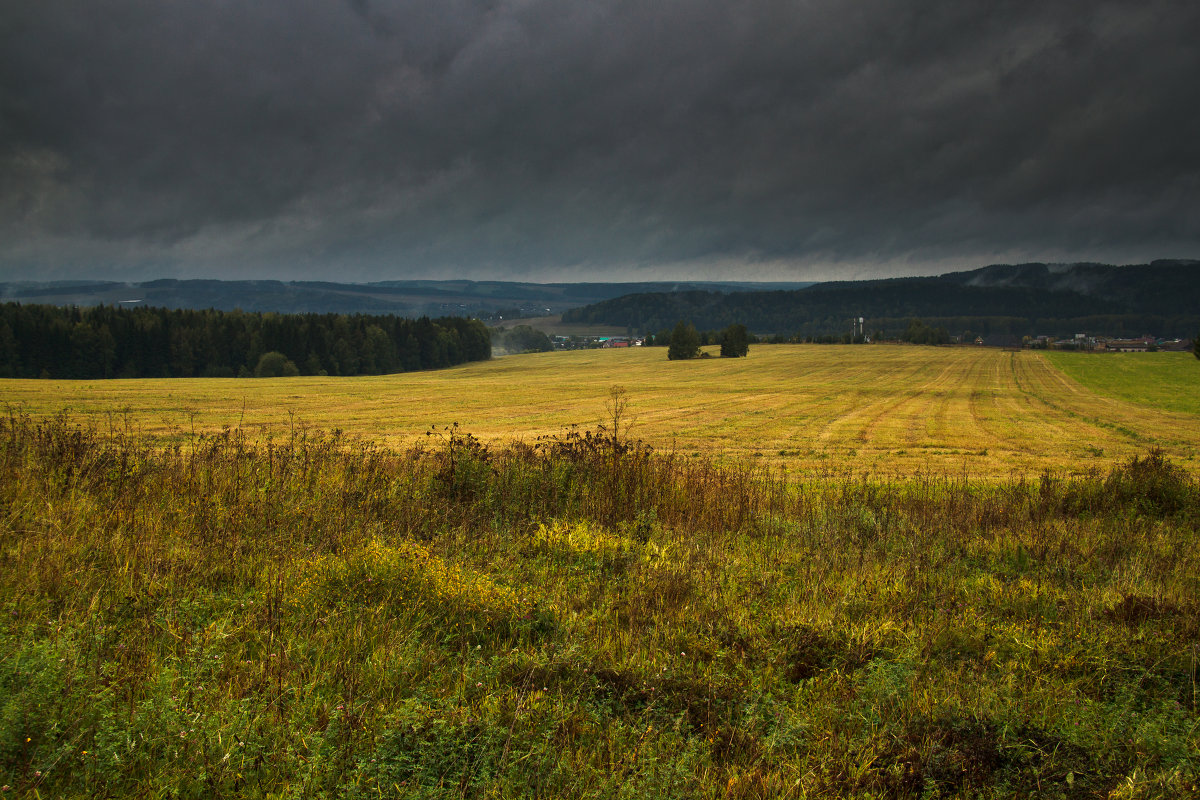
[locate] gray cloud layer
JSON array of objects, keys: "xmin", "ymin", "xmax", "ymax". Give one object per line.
[{"xmin": 2, "ymin": 0, "xmax": 1198, "ymax": 280}]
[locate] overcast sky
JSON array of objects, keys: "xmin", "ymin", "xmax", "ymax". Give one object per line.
[{"xmin": 2, "ymin": 0, "xmax": 1198, "ymax": 283}]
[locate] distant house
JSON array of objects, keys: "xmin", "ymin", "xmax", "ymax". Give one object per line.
[{"xmin": 1104, "ymin": 338, "xmax": 1153, "ymax": 352}]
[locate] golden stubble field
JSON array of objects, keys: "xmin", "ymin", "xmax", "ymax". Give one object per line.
[{"xmin": 3, "ymin": 345, "xmax": 1198, "ymax": 479}]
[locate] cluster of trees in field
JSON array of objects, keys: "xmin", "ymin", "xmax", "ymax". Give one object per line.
[
  {"xmin": 653, "ymin": 321, "xmax": 751, "ymax": 359},
  {"xmin": 0, "ymin": 303, "xmax": 491, "ymax": 379}
]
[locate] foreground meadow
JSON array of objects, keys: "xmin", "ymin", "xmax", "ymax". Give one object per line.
[
  {"xmin": 0, "ymin": 413, "xmax": 1196, "ymax": 798},
  {"xmin": 2, "ymin": 346, "xmax": 1199, "ymax": 480}
]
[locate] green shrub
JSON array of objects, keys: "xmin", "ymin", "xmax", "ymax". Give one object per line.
[{"xmin": 254, "ymin": 350, "xmax": 300, "ymax": 377}]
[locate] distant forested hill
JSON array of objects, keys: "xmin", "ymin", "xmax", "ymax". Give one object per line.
[
  {"xmin": 562, "ymin": 261, "xmax": 1200, "ymax": 339},
  {"xmin": 0, "ymin": 278, "xmax": 811, "ymax": 318},
  {"xmin": 0, "ymin": 304, "xmax": 491, "ymax": 379}
]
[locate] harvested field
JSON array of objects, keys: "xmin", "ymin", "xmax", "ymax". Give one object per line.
[{"xmin": 3, "ymin": 345, "xmax": 1197, "ymax": 478}]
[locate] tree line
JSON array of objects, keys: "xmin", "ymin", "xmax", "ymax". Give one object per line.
[
  {"xmin": 0, "ymin": 303, "xmax": 491, "ymax": 379},
  {"xmin": 562, "ymin": 262, "xmax": 1200, "ymax": 339}
]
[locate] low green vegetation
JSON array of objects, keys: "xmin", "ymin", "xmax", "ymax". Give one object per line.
[
  {"xmin": 1044, "ymin": 351, "xmax": 1200, "ymax": 417},
  {"xmin": 1, "ymin": 412, "xmax": 1197, "ymax": 797}
]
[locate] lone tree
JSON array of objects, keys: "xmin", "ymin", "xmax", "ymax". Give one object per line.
[
  {"xmin": 719, "ymin": 323, "xmax": 750, "ymax": 357},
  {"xmin": 667, "ymin": 321, "xmax": 700, "ymax": 360},
  {"xmin": 1193, "ymin": 332, "xmax": 1200, "ymax": 360}
]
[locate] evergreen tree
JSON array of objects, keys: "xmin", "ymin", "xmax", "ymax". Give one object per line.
[
  {"xmin": 718, "ymin": 323, "xmax": 750, "ymax": 357},
  {"xmin": 667, "ymin": 321, "xmax": 700, "ymax": 360}
]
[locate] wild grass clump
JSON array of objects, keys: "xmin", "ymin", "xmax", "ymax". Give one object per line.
[
  {"xmin": 1042, "ymin": 448, "xmax": 1200, "ymax": 520},
  {"xmin": 0, "ymin": 411, "xmax": 1197, "ymax": 797}
]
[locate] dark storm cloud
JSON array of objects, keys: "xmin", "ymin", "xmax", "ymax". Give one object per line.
[{"xmin": 2, "ymin": 0, "xmax": 1198, "ymax": 280}]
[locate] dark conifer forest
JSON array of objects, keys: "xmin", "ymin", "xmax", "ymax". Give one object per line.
[{"xmin": 0, "ymin": 304, "xmax": 491, "ymax": 379}]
